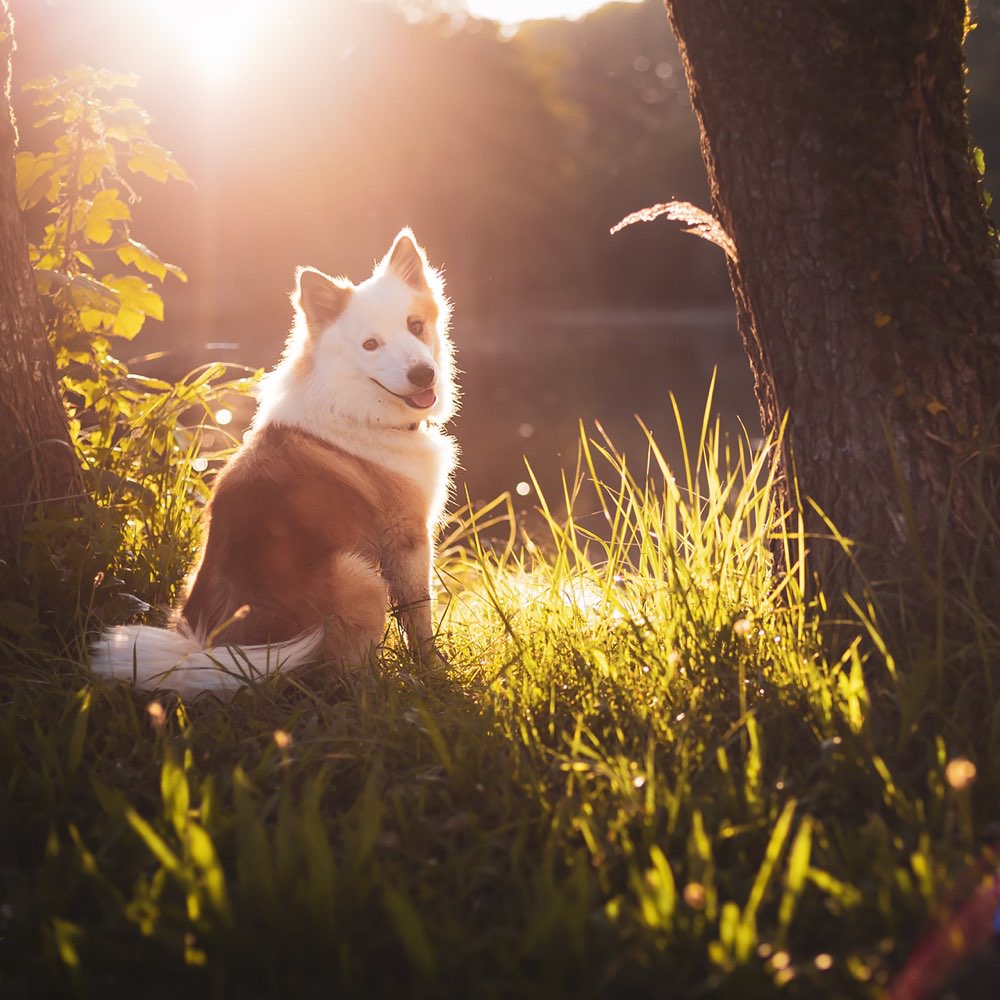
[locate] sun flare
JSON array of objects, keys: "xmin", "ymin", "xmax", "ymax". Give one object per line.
[
  {"xmin": 463, "ymin": 0, "xmax": 641, "ymax": 26},
  {"xmin": 149, "ymin": 0, "xmax": 277, "ymax": 79}
]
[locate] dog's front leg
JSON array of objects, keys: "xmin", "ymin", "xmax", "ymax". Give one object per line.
[{"xmin": 382, "ymin": 538, "xmax": 440, "ymax": 665}]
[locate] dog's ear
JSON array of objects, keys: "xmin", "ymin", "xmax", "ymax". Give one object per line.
[
  {"xmin": 386, "ymin": 228, "xmax": 431, "ymax": 291},
  {"xmin": 294, "ymin": 267, "xmax": 353, "ymax": 334}
]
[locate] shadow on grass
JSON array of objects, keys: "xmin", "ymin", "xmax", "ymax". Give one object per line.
[{"xmin": 0, "ymin": 644, "xmax": 664, "ymax": 1000}]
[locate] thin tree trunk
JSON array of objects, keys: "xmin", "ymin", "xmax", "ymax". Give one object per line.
[
  {"xmin": 662, "ymin": 0, "xmax": 1000, "ymax": 608},
  {"xmin": 0, "ymin": 0, "xmax": 81, "ymax": 563}
]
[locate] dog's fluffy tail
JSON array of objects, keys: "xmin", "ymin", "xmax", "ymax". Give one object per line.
[{"xmin": 89, "ymin": 624, "xmax": 324, "ymax": 699}]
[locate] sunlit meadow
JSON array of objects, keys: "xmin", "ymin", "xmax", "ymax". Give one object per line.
[
  {"xmin": 3, "ymin": 6, "xmax": 999, "ymax": 998},
  {"xmin": 2, "ymin": 388, "xmax": 992, "ymax": 998}
]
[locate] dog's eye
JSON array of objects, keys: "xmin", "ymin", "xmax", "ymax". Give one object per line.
[
  {"xmin": 362, "ymin": 338, "xmax": 379, "ymax": 351},
  {"xmin": 407, "ymin": 316, "xmax": 425, "ymax": 337}
]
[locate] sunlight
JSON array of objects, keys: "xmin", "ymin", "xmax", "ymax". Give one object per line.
[
  {"xmin": 149, "ymin": 0, "xmax": 277, "ymax": 79},
  {"xmin": 463, "ymin": 0, "xmax": 642, "ymax": 26}
]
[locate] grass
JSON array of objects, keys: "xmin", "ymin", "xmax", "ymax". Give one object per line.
[{"xmin": 1, "ymin": 397, "xmax": 998, "ymax": 999}]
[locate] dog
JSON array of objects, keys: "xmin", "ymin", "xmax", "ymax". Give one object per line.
[{"xmin": 90, "ymin": 228, "xmax": 458, "ymax": 697}]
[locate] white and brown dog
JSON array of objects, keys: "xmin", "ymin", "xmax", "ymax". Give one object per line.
[{"xmin": 91, "ymin": 229, "xmax": 458, "ymax": 697}]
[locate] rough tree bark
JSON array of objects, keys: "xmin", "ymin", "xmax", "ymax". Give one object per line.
[
  {"xmin": 662, "ymin": 0, "xmax": 1000, "ymax": 606},
  {"xmin": 0, "ymin": 0, "xmax": 81, "ymax": 563}
]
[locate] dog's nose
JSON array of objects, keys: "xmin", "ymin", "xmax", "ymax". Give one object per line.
[{"xmin": 407, "ymin": 363, "xmax": 435, "ymax": 388}]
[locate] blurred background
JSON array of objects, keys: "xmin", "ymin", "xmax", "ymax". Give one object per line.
[{"xmin": 12, "ymin": 0, "xmax": 1000, "ymax": 510}]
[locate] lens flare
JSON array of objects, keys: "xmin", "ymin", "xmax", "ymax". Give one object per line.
[{"xmin": 150, "ymin": 0, "xmax": 277, "ymax": 79}]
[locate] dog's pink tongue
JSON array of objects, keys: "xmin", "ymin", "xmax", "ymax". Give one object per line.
[{"xmin": 406, "ymin": 389, "xmax": 437, "ymax": 410}]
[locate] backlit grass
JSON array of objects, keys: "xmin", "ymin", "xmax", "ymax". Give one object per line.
[{"xmin": 1, "ymin": 396, "xmax": 996, "ymax": 999}]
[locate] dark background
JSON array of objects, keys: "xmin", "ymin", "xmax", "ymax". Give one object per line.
[{"xmin": 11, "ymin": 0, "xmax": 1000, "ymax": 507}]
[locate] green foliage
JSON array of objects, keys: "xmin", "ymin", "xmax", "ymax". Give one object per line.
[
  {"xmin": 2, "ymin": 399, "xmax": 995, "ymax": 998},
  {"xmin": 2, "ymin": 49, "xmax": 996, "ymax": 1000},
  {"xmin": 16, "ymin": 66, "xmax": 188, "ymax": 368},
  {"xmin": 9, "ymin": 67, "xmax": 260, "ymax": 629}
]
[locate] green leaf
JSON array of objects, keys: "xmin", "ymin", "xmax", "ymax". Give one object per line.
[
  {"xmin": 127, "ymin": 140, "xmax": 189, "ymax": 183},
  {"xmin": 63, "ymin": 273, "xmax": 162, "ymax": 338},
  {"xmin": 82, "ymin": 188, "xmax": 131, "ymax": 245},
  {"xmin": 776, "ymin": 815, "xmax": 813, "ymax": 942},
  {"xmin": 103, "ymin": 97, "xmax": 151, "ymax": 141},
  {"xmin": 161, "ymin": 754, "xmax": 190, "ymax": 837},
  {"xmin": 635, "ymin": 844, "xmax": 676, "ymax": 929},
  {"xmin": 15, "ymin": 151, "xmax": 61, "ymax": 209},
  {"xmin": 105, "ymin": 95, "xmax": 146, "ymax": 117},
  {"xmin": 187, "ymin": 823, "xmax": 230, "ymax": 914},
  {"xmin": 736, "ymin": 797, "xmax": 797, "ymax": 960},
  {"xmin": 65, "ymin": 273, "xmax": 119, "ymax": 310},
  {"xmin": 78, "ymin": 67, "xmax": 141, "ymax": 92},
  {"xmin": 77, "ymin": 143, "xmax": 116, "ymax": 186},
  {"xmin": 101, "ymin": 274, "xmax": 164, "ymax": 338},
  {"xmin": 108, "ymin": 275, "xmax": 165, "ymax": 320},
  {"xmin": 22, "ymin": 73, "xmax": 60, "ymax": 96},
  {"xmin": 66, "ymin": 689, "xmax": 91, "ymax": 776},
  {"xmin": 78, "ymin": 307, "xmax": 116, "ymax": 334},
  {"xmin": 50, "ymin": 919, "xmax": 82, "ymax": 969},
  {"xmin": 125, "ymin": 806, "xmax": 181, "ymax": 872},
  {"xmin": 117, "ymin": 239, "xmax": 188, "ymax": 282},
  {"xmin": 112, "ymin": 309, "xmax": 147, "ymax": 339}
]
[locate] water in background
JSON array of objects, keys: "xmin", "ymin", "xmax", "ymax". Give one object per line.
[
  {"xmin": 454, "ymin": 307, "xmax": 759, "ymax": 517},
  {"xmin": 138, "ymin": 306, "xmax": 758, "ymax": 527}
]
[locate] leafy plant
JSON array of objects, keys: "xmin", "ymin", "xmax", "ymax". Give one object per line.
[
  {"xmin": 2, "ymin": 62, "xmax": 993, "ymax": 1000},
  {"xmin": 16, "ymin": 66, "xmax": 188, "ymax": 380},
  {"xmin": 10, "ymin": 67, "xmax": 259, "ymax": 628}
]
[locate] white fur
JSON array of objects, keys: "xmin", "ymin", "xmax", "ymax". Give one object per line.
[
  {"xmin": 90, "ymin": 229, "xmax": 458, "ymax": 698},
  {"xmin": 252, "ymin": 253, "xmax": 458, "ymax": 523},
  {"xmin": 253, "ymin": 241, "xmax": 458, "ymax": 522},
  {"xmin": 91, "ymin": 625, "xmax": 326, "ymax": 699}
]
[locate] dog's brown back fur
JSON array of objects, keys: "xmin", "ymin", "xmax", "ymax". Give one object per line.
[{"xmin": 182, "ymin": 423, "xmax": 428, "ymax": 647}]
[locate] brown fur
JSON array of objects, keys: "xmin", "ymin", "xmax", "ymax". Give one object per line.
[
  {"xmin": 410, "ymin": 292, "xmax": 439, "ymax": 326},
  {"xmin": 181, "ymin": 423, "xmax": 429, "ymax": 657}
]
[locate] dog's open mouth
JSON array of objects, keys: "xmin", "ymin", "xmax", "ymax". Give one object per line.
[{"xmin": 374, "ymin": 381, "xmax": 437, "ymax": 410}]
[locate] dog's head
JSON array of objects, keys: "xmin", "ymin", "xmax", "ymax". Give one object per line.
[{"xmin": 290, "ymin": 229, "xmax": 456, "ymax": 428}]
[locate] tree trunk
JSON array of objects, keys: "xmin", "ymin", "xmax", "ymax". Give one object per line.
[
  {"xmin": 662, "ymin": 0, "xmax": 1000, "ymax": 607},
  {"xmin": 0, "ymin": 0, "xmax": 81, "ymax": 563}
]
